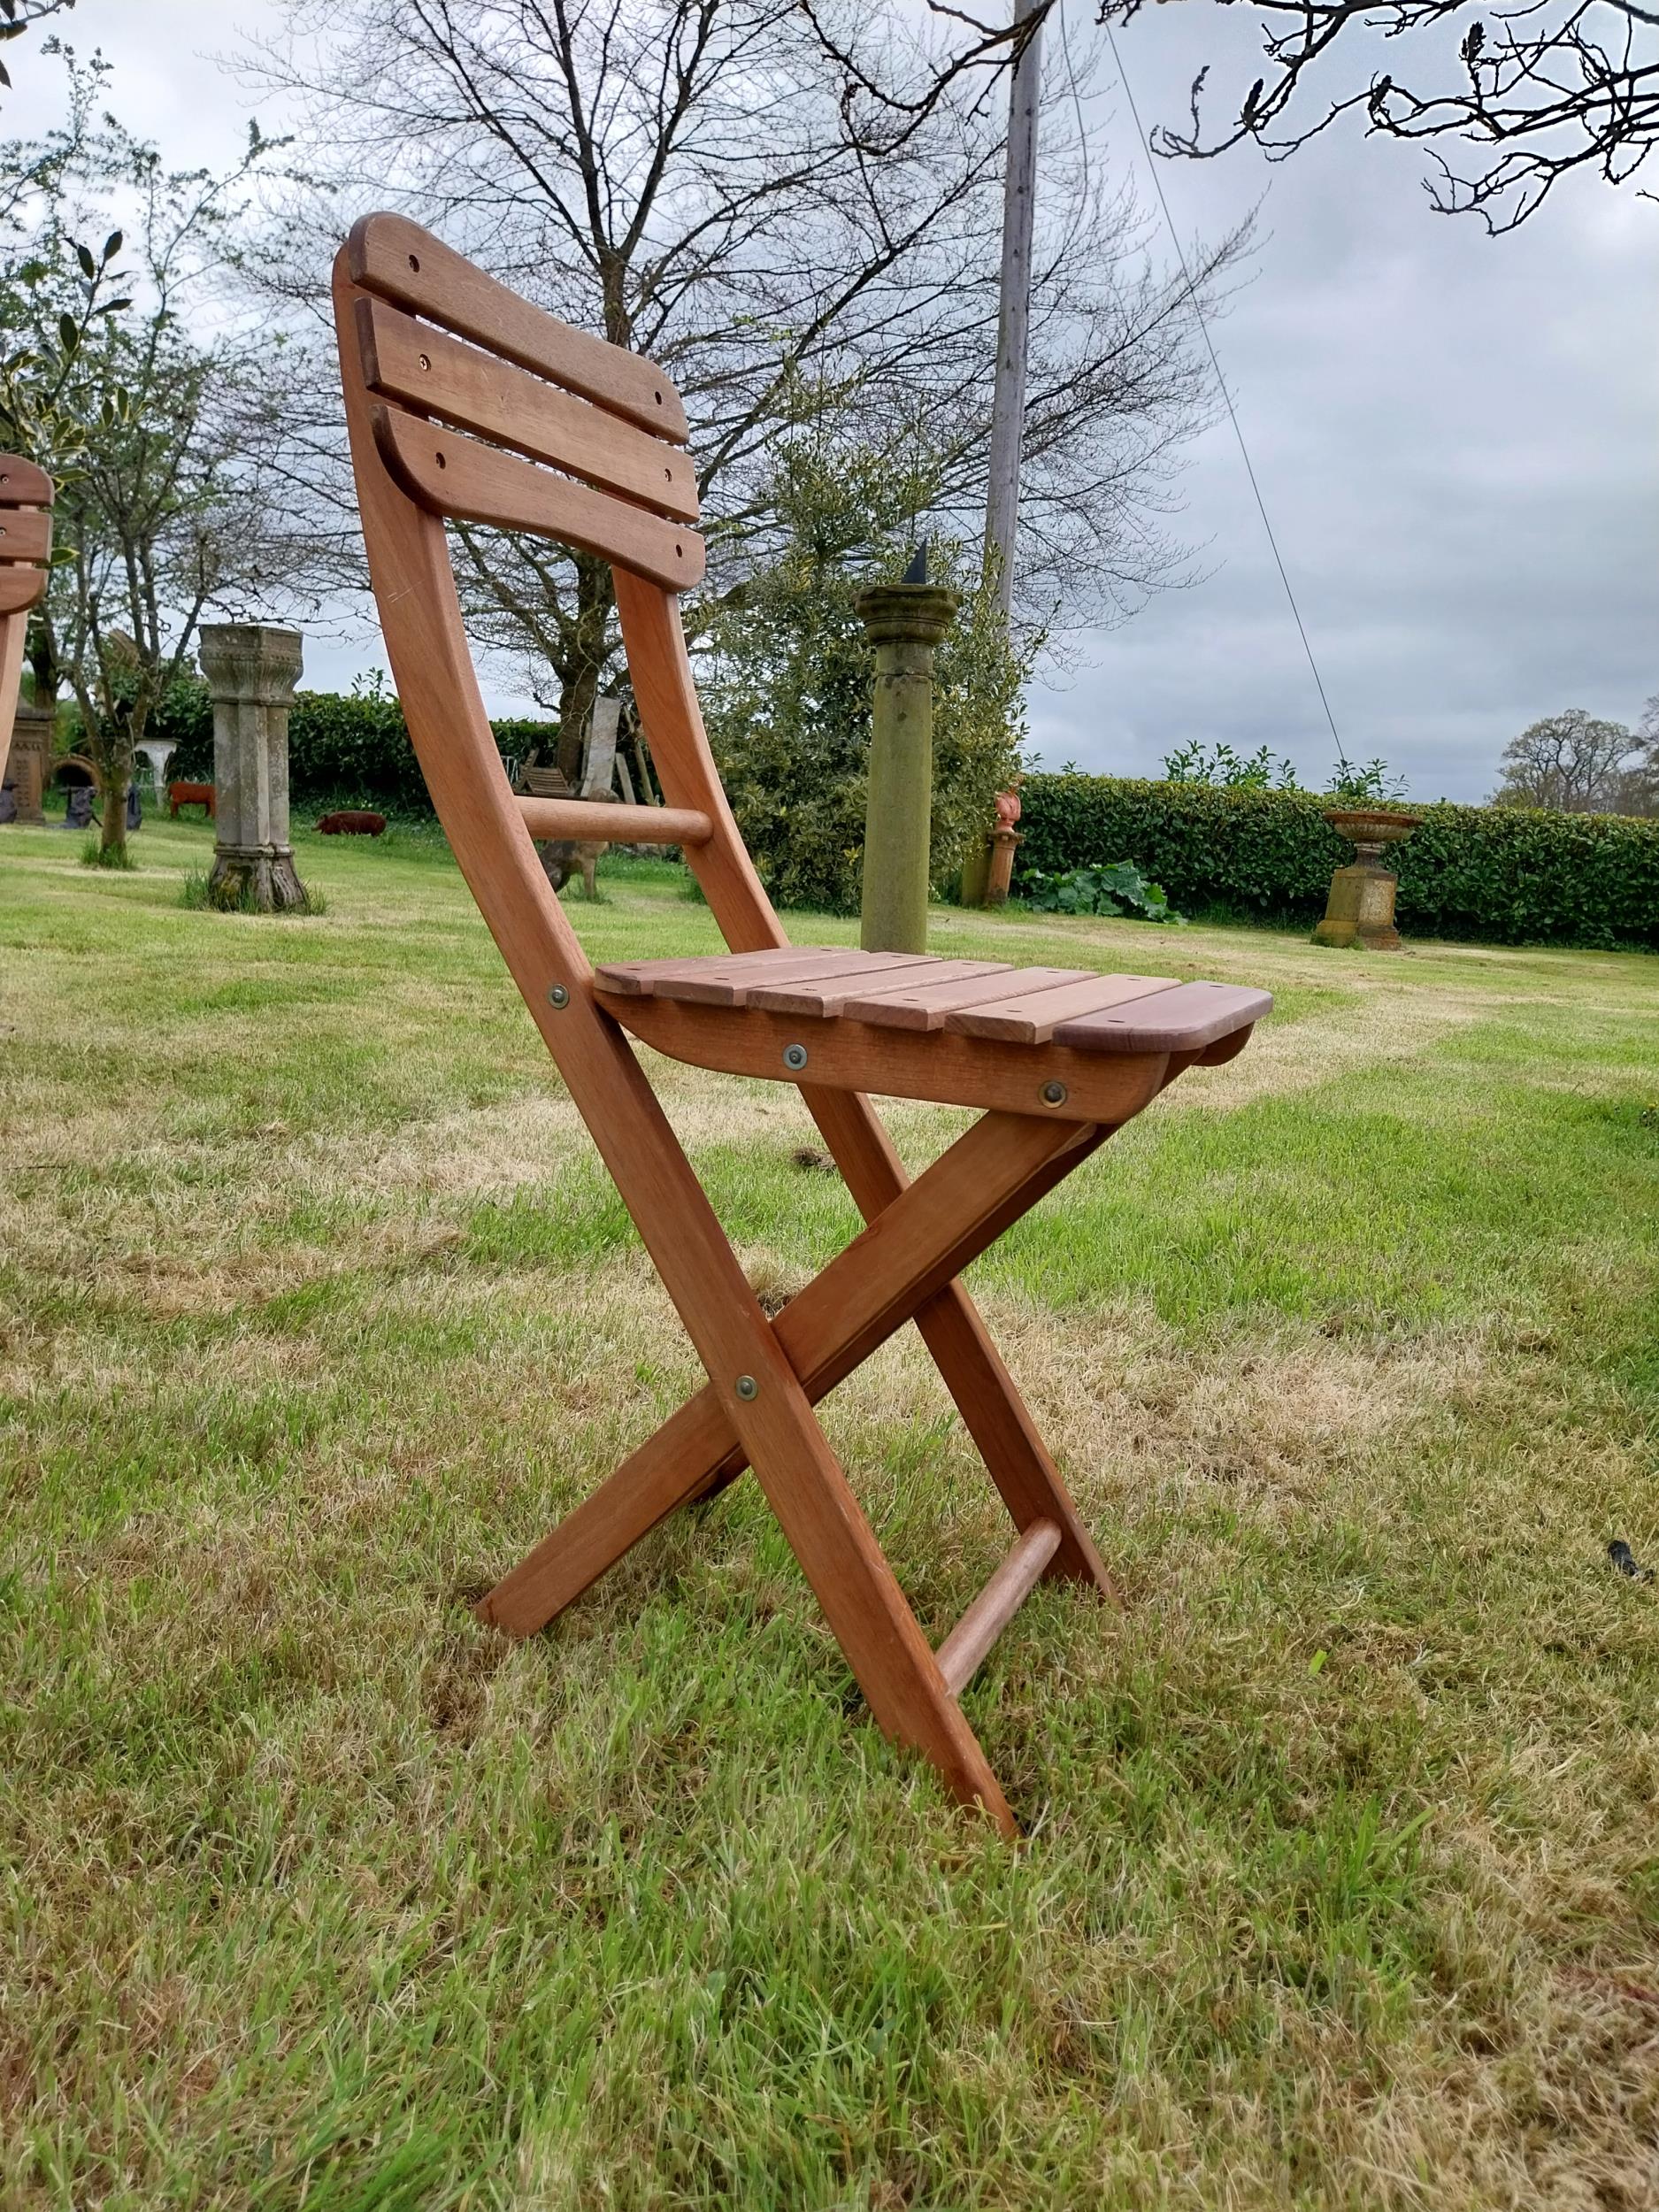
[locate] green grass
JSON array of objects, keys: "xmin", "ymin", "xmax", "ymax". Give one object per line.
[{"xmin": 3, "ymin": 815, "xmax": 1657, "ymax": 2209}]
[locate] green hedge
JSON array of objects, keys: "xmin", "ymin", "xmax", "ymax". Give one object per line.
[
  {"xmin": 147, "ymin": 680, "xmax": 558, "ymax": 816},
  {"xmin": 1017, "ymin": 775, "xmax": 1659, "ymax": 951}
]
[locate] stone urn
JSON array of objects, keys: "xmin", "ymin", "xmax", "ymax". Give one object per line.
[{"xmin": 1311, "ymin": 808, "xmax": 1417, "ymax": 951}]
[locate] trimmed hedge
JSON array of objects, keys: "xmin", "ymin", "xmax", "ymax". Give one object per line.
[
  {"xmin": 145, "ymin": 679, "xmax": 558, "ymax": 816},
  {"xmin": 1017, "ymin": 775, "xmax": 1659, "ymax": 951}
]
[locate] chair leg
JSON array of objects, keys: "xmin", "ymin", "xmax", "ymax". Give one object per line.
[
  {"xmin": 482, "ymin": 1110, "xmax": 1100, "ymax": 1641},
  {"xmin": 803, "ymin": 1087, "xmax": 1120, "ymax": 1601},
  {"xmin": 738, "ymin": 1374, "xmax": 1018, "ymax": 1834}
]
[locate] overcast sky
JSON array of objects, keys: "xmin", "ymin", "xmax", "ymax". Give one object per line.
[{"xmin": 10, "ymin": 0, "xmax": 1655, "ymax": 803}]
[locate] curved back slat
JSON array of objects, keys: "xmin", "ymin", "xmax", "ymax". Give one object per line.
[
  {"xmin": 0, "ymin": 452, "xmax": 52, "ymax": 777},
  {"xmin": 348, "ymin": 211, "xmax": 688, "ymax": 442},
  {"xmin": 370, "ymin": 401, "xmax": 704, "ymax": 592},
  {"xmin": 0, "ymin": 506, "xmax": 51, "ymax": 565},
  {"xmin": 356, "ymin": 297, "xmax": 699, "ymax": 522}
]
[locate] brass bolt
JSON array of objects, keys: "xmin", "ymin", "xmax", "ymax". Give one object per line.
[{"xmin": 734, "ymin": 1375, "xmax": 758, "ymax": 1401}]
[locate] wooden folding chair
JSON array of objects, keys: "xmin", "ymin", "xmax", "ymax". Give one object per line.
[
  {"xmin": 333, "ymin": 216, "xmax": 1271, "ymax": 1836},
  {"xmin": 0, "ymin": 456, "xmax": 53, "ymax": 785}
]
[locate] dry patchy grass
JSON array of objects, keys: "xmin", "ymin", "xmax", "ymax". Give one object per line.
[{"xmin": 2, "ymin": 818, "xmax": 1657, "ymax": 2209}]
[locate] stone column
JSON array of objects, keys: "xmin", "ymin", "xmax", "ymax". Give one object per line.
[
  {"xmin": 855, "ymin": 582, "xmax": 959, "ymax": 954},
  {"xmin": 6, "ymin": 698, "xmax": 53, "ymax": 825},
  {"xmin": 201, "ymin": 623, "xmax": 308, "ymax": 912}
]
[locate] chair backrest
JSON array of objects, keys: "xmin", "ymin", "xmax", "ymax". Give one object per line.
[
  {"xmin": 334, "ymin": 213, "xmax": 788, "ymax": 983},
  {"xmin": 0, "ymin": 454, "xmax": 52, "ymax": 617},
  {"xmin": 347, "ymin": 212, "xmax": 702, "ymax": 593},
  {"xmin": 0, "ymin": 454, "xmax": 53, "ymax": 780}
]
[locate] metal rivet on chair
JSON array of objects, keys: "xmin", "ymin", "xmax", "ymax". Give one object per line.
[
  {"xmin": 548, "ymin": 983, "xmax": 569, "ymax": 1008},
  {"xmin": 1041, "ymin": 1079, "xmax": 1068, "ymax": 1107},
  {"xmin": 783, "ymin": 1042, "xmax": 809, "ymax": 1071},
  {"xmin": 734, "ymin": 1374, "xmax": 758, "ymax": 1401}
]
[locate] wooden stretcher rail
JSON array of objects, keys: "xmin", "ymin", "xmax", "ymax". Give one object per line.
[
  {"xmin": 935, "ymin": 1517, "xmax": 1062, "ymax": 1696},
  {"xmin": 518, "ymin": 795, "xmax": 711, "ymax": 846}
]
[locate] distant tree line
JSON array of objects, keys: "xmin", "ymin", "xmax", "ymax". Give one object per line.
[{"xmin": 1492, "ymin": 704, "xmax": 1658, "ymax": 818}]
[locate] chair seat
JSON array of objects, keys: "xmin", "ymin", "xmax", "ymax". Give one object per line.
[{"xmin": 595, "ymin": 949, "xmax": 1271, "ymax": 1122}]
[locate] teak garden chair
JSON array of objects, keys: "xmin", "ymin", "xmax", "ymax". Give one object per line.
[
  {"xmin": 0, "ymin": 455, "xmax": 53, "ymax": 784},
  {"xmin": 334, "ymin": 216, "xmax": 1271, "ymax": 1836}
]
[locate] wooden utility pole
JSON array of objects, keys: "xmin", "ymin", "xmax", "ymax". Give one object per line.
[{"xmin": 984, "ymin": 0, "xmax": 1046, "ymax": 618}]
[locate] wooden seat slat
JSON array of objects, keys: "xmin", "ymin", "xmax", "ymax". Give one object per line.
[
  {"xmin": 0, "ymin": 508, "xmax": 51, "ymax": 562},
  {"xmin": 371, "ymin": 403, "xmax": 704, "ymax": 592},
  {"xmin": 948, "ymin": 972, "xmax": 1179, "ymax": 1045},
  {"xmin": 841, "ymin": 965, "xmax": 1094, "ymax": 1031},
  {"xmin": 357, "ymin": 298, "xmax": 699, "ymax": 523},
  {"xmin": 633, "ymin": 949, "xmax": 933, "ymax": 1008},
  {"xmin": 595, "ymin": 946, "xmax": 820, "ymax": 997},
  {"xmin": 748, "ymin": 959, "xmax": 1012, "ymax": 1018},
  {"xmin": 349, "ymin": 211, "xmax": 690, "ymax": 441},
  {"xmin": 1055, "ymin": 980, "xmax": 1273, "ymax": 1054}
]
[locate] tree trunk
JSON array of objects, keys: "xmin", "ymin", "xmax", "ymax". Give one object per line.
[
  {"xmin": 555, "ymin": 555, "xmax": 616, "ymax": 783},
  {"xmin": 98, "ymin": 752, "xmax": 130, "ymax": 864}
]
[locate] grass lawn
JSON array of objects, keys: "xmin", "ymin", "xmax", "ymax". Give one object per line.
[{"xmin": 3, "ymin": 815, "xmax": 1657, "ymax": 2210}]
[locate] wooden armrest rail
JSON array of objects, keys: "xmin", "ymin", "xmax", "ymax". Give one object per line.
[
  {"xmin": 517, "ymin": 795, "xmax": 711, "ymax": 846},
  {"xmin": 934, "ymin": 1517, "xmax": 1062, "ymax": 1697}
]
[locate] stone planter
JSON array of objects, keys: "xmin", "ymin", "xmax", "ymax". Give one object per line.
[{"xmin": 1311, "ymin": 808, "xmax": 1417, "ymax": 951}]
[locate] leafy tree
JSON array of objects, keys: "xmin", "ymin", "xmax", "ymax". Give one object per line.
[
  {"xmin": 702, "ymin": 425, "xmax": 1025, "ymax": 913},
  {"xmin": 0, "ymin": 56, "xmax": 288, "ymax": 864},
  {"xmin": 1491, "ymin": 707, "xmax": 1638, "ymax": 813},
  {"xmin": 0, "ymin": 0, "xmax": 73, "ymax": 100}
]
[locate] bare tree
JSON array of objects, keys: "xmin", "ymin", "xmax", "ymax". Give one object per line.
[
  {"xmin": 1116, "ymin": 0, "xmax": 1659, "ymax": 232},
  {"xmin": 240, "ymin": 0, "xmax": 1247, "ymax": 765},
  {"xmin": 1490, "ymin": 707, "xmax": 1639, "ymax": 811},
  {"xmin": 1612, "ymin": 692, "xmax": 1659, "ymax": 815},
  {"xmin": 803, "ymin": 0, "xmax": 1658, "ymax": 234}
]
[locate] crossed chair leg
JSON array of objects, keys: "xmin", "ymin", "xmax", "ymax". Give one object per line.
[{"xmin": 478, "ymin": 1106, "xmax": 1128, "ymax": 1834}]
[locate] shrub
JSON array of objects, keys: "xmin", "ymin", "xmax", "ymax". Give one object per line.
[
  {"xmin": 703, "ymin": 431, "xmax": 1025, "ymax": 916},
  {"xmin": 1017, "ymin": 775, "xmax": 1659, "ymax": 950},
  {"xmin": 1022, "ymin": 861, "xmax": 1183, "ymax": 923},
  {"xmin": 151, "ymin": 673, "xmax": 557, "ymax": 815}
]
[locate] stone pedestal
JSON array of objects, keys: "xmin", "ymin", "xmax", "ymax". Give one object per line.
[
  {"xmin": 200, "ymin": 624, "xmax": 309, "ymax": 912},
  {"xmin": 134, "ymin": 738, "xmax": 176, "ymax": 799},
  {"xmin": 5, "ymin": 699, "xmax": 53, "ymax": 825},
  {"xmin": 855, "ymin": 582, "xmax": 959, "ymax": 954},
  {"xmin": 1310, "ymin": 809, "xmax": 1417, "ymax": 951}
]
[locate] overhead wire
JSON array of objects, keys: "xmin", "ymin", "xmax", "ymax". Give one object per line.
[{"xmin": 1097, "ymin": 16, "xmax": 1349, "ymax": 764}]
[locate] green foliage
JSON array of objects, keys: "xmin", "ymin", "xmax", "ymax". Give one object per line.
[
  {"xmin": 1159, "ymin": 739, "xmax": 1409, "ymax": 806},
  {"xmin": 1021, "ymin": 860, "xmax": 1183, "ymax": 924},
  {"xmin": 155, "ymin": 672, "xmax": 555, "ymax": 815},
  {"xmin": 1161, "ymin": 738, "xmax": 1297, "ymax": 790},
  {"xmin": 703, "ymin": 430, "xmax": 1025, "ymax": 915},
  {"xmin": 1327, "ymin": 756, "xmax": 1409, "ymax": 804},
  {"xmin": 77, "ymin": 830, "xmax": 133, "ymax": 871},
  {"xmin": 1018, "ymin": 774, "xmax": 1659, "ymax": 949}
]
